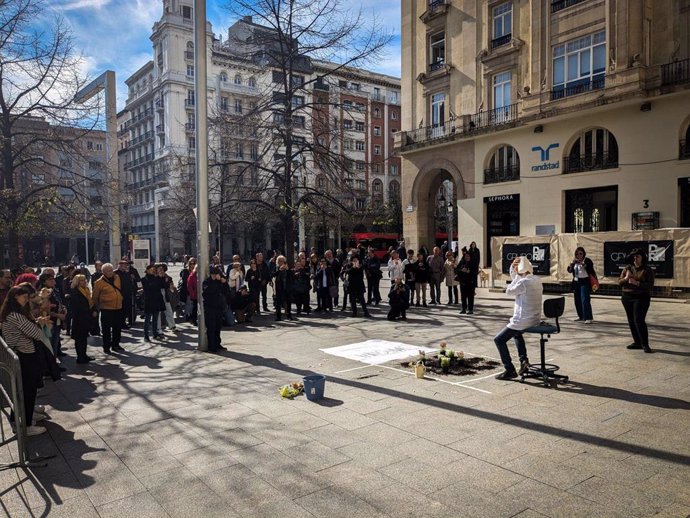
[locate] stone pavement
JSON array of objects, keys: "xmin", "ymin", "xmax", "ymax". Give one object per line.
[{"xmin": 1, "ymin": 288, "xmax": 689, "ymax": 517}]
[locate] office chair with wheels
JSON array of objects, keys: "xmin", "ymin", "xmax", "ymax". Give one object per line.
[{"xmin": 522, "ymin": 297, "xmax": 569, "ymax": 386}]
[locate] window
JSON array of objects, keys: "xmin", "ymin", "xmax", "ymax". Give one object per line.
[
  {"xmin": 355, "ymin": 121, "xmax": 365, "ymax": 132},
  {"xmin": 316, "ymin": 175, "xmax": 327, "ymax": 190},
  {"xmin": 250, "ymin": 144, "xmax": 258, "ymax": 159},
  {"xmin": 220, "ymin": 72, "xmax": 227, "ymax": 82},
  {"xmin": 182, "ymin": 5, "xmax": 192, "ymax": 18},
  {"xmin": 390, "ymin": 164, "xmax": 399, "ymax": 175},
  {"xmin": 188, "ymin": 137, "xmax": 195, "ymax": 149},
  {"xmin": 391, "ymin": 110, "xmax": 398, "ymax": 120},
  {"xmin": 187, "ymin": 64, "xmax": 194, "ymax": 77},
  {"xmin": 565, "ymin": 127, "xmax": 619, "ymax": 173},
  {"xmin": 292, "ymin": 96, "xmax": 305, "ymax": 108},
  {"xmin": 355, "ymin": 161, "xmax": 365, "ymax": 171},
  {"xmin": 565, "ymin": 186, "xmax": 618, "ymax": 232},
  {"xmin": 552, "ymin": 31, "xmax": 606, "ymax": 99},
  {"xmin": 32, "ymin": 173, "xmax": 46, "ymax": 185},
  {"xmin": 351, "ymin": 82, "xmax": 361, "ymax": 91},
  {"xmin": 293, "ymin": 115, "xmax": 305, "ymax": 128},
  {"xmin": 430, "ymin": 31, "xmax": 445, "ymax": 70},
  {"xmin": 248, "ymin": 77, "xmax": 256, "ymax": 88},
  {"xmin": 344, "ymin": 139, "xmax": 353, "ymax": 150},
  {"xmin": 372, "ymin": 179, "xmax": 384, "ymax": 206},
  {"xmin": 373, "ymin": 164, "xmax": 381, "ymax": 173},
  {"xmin": 234, "ymin": 74, "xmax": 242, "ymax": 85},
  {"xmin": 291, "ymin": 75, "xmax": 305, "ymax": 87},
  {"xmin": 493, "ymin": 71, "xmax": 511, "ymax": 110},
  {"xmin": 356, "ymin": 141, "xmax": 365, "ymax": 151},
  {"xmin": 374, "ymin": 108, "xmax": 381, "ymax": 118},
  {"xmin": 356, "ymin": 180, "xmax": 366, "ymax": 190},
  {"xmin": 220, "ymin": 97, "xmax": 228, "ymax": 111},
  {"xmin": 235, "ymin": 143, "xmax": 243, "ymax": 159},
  {"xmin": 492, "ymin": 2, "xmax": 512, "ymax": 49},
  {"xmin": 374, "ymin": 145, "xmax": 381, "ymax": 155},
  {"xmin": 235, "ymin": 99, "xmax": 243, "ymax": 114},
  {"xmin": 389, "ymin": 180, "xmax": 401, "ymax": 200},
  {"xmin": 372, "ymin": 125, "xmax": 382, "ymax": 137},
  {"xmin": 86, "ymin": 141, "xmax": 93, "ymax": 150},
  {"xmin": 343, "ymin": 119, "xmax": 353, "ymax": 130},
  {"xmin": 430, "ymin": 92, "xmax": 446, "ymax": 137},
  {"xmin": 484, "ymin": 145, "xmax": 520, "ymax": 184}
]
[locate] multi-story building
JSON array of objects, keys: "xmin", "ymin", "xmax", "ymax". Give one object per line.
[
  {"xmin": 397, "ymin": 0, "xmax": 690, "ymax": 267},
  {"xmin": 120, "ymin": 0, "xmax": 401, "ymax": 259}
]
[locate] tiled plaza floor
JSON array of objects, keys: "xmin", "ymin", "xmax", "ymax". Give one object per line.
[{"xmin": 1, "ymin": 289, "xmax": 688, "ymax": 517}]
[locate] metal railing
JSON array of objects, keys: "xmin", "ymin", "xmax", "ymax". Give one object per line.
[
  {"xmin": 550, "ymin": 75, "xmax": 605, "ymax": 100},
  {"xmin": 156, "ymin": 124, "xmax": 164, "ymax": 133},
  {"xmin": 551, "ymin": 0, "xmax": 587, "ymax": 12},
  {"xmin": 403, "ymin": 120, "xmax": 458, "ymax": 145},
  {"xmin": 124, "ymin": 153, "xmax": 154, "ymax": 170},
  {"xmin": 661, "ymin": 58, "xmax": 690, "ymax": 87},
  {"xmin": 155, "ymin": 99, "xmax": 164, "ymax": 110},
  {"xmin": 185, "ymin": 122, "xmax": 195, "ymax": 131},
  {"xmin": 131, "ymin": 224, "xmax": 155, "ymax": 233},
  {"xmin": 563, "ymin": 151, "xmax": 618, "ymax": 173},
  {"xmin": 491, "ymin": 33, "xmax": 511, "ymax": 49},
  {"xmin": 428, "ymin": 0, "xmax": 447, "ymax": 13},
  {"xmin": 184, "ymin": 98, "xmax": 195, "ymax": 108},
  {"xmin": 469, "ymin": 103, "xmax": 519, "ymax": 129},
  {"xmin": 680, "ymin": 139, "xmax": 690, "ymax": 160},
  {"xmin": 429, "ymin": 60, "xmax": 446, "ymax": 72},
  {"xmin": 129, "ymin": 130, "xmax": 154, "ymax": 147},
  {"xmin": 484, "ymin": 164, "xmax": 520, "ymax": 184},
  {"xmin": 184, "ymin": 51, "xmax": 194, "ymax": 60}
]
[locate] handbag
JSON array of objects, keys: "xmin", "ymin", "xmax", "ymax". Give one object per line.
[
  {"xmin": 329, "ymin": 285, "xmax": 339, "ymax": 298},
  {"xmin": 589, "ymin": 274, "xmax": 599, "ymax": 292}
]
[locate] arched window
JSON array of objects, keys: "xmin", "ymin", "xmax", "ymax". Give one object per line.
[
  {"xmin": 565, "ymin": 127, "xmax": 618, "ymax": 173},
  {"xmin": 234, "ymin": 74, "xmax": 242, "ymax": 85},
  {"xmin": 484, "ymin": 144, "xmax": 520, "ymax": 184},
  {"xmin": 681, "ymin": 123, "xmax": 690, "ymax": 160},
  {"xmin": 185, "ymin": 41, "xmax": 193, "ymax": 60},
  {"xmin": 371, "ymin": 179, "xmax": 384, "ymax": 207},
  {"xmin": 219, "ymin": 72, "xmax": 228, "ymax": 83},
  {"xmin": 248, "ymin": 76, "xmax": 256, "ymax": 88},
  {"xmin": 389, "ymin": 180, "xmax": 401, "ymax": 201}
]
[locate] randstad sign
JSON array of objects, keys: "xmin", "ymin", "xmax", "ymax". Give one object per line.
[{"xmin": 531, "ymin": 143, "xmax": 560, "ymax": 172}]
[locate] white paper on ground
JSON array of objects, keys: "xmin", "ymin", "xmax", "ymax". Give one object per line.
[{"xmin": 320, "ymin": 340, "xmax": 437, "ymax": 365}]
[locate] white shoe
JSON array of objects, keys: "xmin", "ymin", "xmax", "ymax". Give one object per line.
[
  {"xmin": 26, "ymin": 425, "xmax": 47, "ymax": 436},
  {"xmin": 584, "ymin": 320, "xmax": 593, "ymax": 324}
]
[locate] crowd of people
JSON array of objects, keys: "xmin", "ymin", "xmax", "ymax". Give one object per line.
[{"xmin": 0, "ymin": 241, "xmax": 656, "ymax": 435}]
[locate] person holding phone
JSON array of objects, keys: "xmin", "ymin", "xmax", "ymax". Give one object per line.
[
  {"xmin": 619, "ymin": 249, "xmax": 654, "ymax": 353},
  {"xmin": 567, "ymin": 247, "xmax": 597, "ymax": 324}
]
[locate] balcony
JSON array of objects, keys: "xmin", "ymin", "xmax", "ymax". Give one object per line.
[
  {"xmin": 156, "ymin": 124, "xmax": 164, "ymax": 134},
  {"xmin": 491, "ymin": 33, "xmax": 511, "ymax": 50},
  {"xmin": 469, "ymin": 103, "xmax": 518, "ymax": 129},
  {"xmin": 661, "ymin": 58, "xmax": 690, "ymax": 87},
  {"xmin": 563, "ymin": 152, "xmax": 618, "ymax": 174},
  {"xmin": 421, "ymin": 0, "xmax": 448, "ymax": 23},
  {"xmin": 680, "ymin": 140, "xmax": 690, "ymax": 160},
  {"xmin": 129, "ymin": 130, "xmax": 154, "ymax": 147},
  {"xmin": 484, "ymin": 165, "xmax": 520, "ymax": 184},
  {"xmin": 155, "ymin": 98, "xmax": 164, "ymax": 111},
  {"xmin": 124, "ymin": 153, "xmax": 154, "ymax": 170},
  {"xmin": 429, "ymin": 59, "xmax": 446, "ymax": 73},
  {"xmin": 313, "ymin": 81, "xmax": 330, "ymax": 92},
  {"xmin": 185, "ymin": 122, "xmax": 195, "ymax": 132},
  {"xmin": 551, "ymin": 0, "xmax": 588, "ymax": 13},
  {"xmin": 550, "ymin": 75, "xmax": 604, "ymax": 100},
  {"xmin": 402, "ymin": 121, "xmax": 458, "ymax": 146},
  {"xmin": 184, "ymin": 51, "xmax": 194, "ymax": 60},
  {"xmin": 184, "ymin": 98, "xmax": 195, "ymax": 108}
]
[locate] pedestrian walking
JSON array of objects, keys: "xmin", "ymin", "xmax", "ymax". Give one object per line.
[{"xmin": 620, "ymin": 249, "xmax": 655, "ymax": 353}]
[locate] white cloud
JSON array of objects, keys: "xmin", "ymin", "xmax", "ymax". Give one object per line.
[{"xmin": 59, "ymin": 0, "xmax": 111, "ymax": 9}]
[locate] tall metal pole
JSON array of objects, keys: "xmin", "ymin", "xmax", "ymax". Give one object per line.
[
  {"xmin": 104, "ymin": 71, "xmax": 121, "ymax": 263},
  {"xmin": 84, "ymin": 207, "xmax": 89, "ymax": 265},
  {"xmin": 194, "ymin": 0, "xmax": 209, "ymax": 351}
]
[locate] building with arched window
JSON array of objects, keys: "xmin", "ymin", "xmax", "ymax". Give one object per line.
[{"xmin": 397, "ymin": 1, "xmax": 690, "ymax": 267}]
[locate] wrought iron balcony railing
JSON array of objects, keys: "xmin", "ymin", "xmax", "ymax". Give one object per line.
[
  {"xmin": 491, "ymin": 33, "xmax": 511, "ymax": 50},
  {"xmin": 429, "ymin": 60, "xmax": 446, "ymax": 72},
  {"xmin": 563, "ymin": 152, "xmax": 618, "ymax": 174},
  {"xmin": 469, "ymin": 103, "xmax": 518, "ymax": 129},
  {"xmin": 484, "ymin": 164, "xmax": 520, "ymax": 184},
  {"xmin": 661, "ymin": 58, "xmax": 690, "ymax": 87},
  {"xmin": 680, "ymin": 139, "xmax": 690, "ymax": 160},
  {"xmin": 551, "ymin": 0, "xmax": 587, "ymax": 13},
  {"xmin": 551, "ymin": 75, "xmax": 605, "ymax": 100}
]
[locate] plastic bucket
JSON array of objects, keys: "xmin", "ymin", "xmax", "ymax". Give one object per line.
[{"xmin": 303, "ymin": 374, "xmax": 326, "ymax": 401}]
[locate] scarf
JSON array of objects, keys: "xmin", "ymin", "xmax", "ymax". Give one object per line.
[{"xmin": 79, "ymin": 285, "xmax": 94, "ymax": 308}]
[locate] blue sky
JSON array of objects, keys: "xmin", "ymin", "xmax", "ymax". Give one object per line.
[{"xmin": 46, "ymin": 0, "xmax": 401, "ymax": 110}]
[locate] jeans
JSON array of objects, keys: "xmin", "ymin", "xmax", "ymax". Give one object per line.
[
  {"xmin": 144, "ymin": 311, "xmax": 160, "ymax": 339},
  {"xmin": 158, "ymin": 301, "xmax": 176, "ymax": 330},
  {"xmin": 101, "ymin": 309, "xmax": 122, "ymax": 351},
  {"xmin": 367, "ymin": 276, "xmax": 381, "ymax": 304},
  {"xmin": 224, "ymin": 307, "xmax": 235, "ymax": 326},
  {"xmin": 621, "ymin": 294, "xmax": 650, "ymax": 347},
  {"xmin": 429, "ymin": 273, "xmax": 442, "ymax": 303},
  {"xmin": 447, "ymin": 285, "xmax": 458, "ymax": 304},
  {"xmin": 50, "ymin": 324, "xmax": 62, "ymax": 357},
  {"xmin": 573, "ymin": 278, "xmax": 593, "ymax": 321},
  {"xmin": 414, "ymin": 282, "xmax": 427, "ymax": 303},
  {"xmin": 493, "ymin": 326, "xmax": 529, "ymax": 371}
]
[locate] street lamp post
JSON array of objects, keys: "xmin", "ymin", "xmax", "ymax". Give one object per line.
[
  {"xmin": 446, "ymin": 180, "xmax": 454, "ymax": 254},
  {"xmin": 75, "ymin": 71, "xmax": 120, "ymax": 264},
  {"xmin": 154, "ymin": 186, "xmax": 170, "ymax": 262}
]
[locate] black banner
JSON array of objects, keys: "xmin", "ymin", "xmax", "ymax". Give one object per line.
[
  {"xmin": 603, "ymin": 241, "xmax": 674, "ymax": 278},
  {"xmin": 502, "ymin": 244, "xmax": 551, "ymax": 276}
]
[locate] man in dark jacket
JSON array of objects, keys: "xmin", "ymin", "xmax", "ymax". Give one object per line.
[
  {"xmin": 388, "ymin": 278, "xmax": 409, "ymax": 321},
  {"xmin": 116, "ymin": 260, "xmax": 136, "ymax": 329},
  {"xmin": 203, "ymin": 267, "xmax": 225, "ymax": 352},
  {"xmin": 347, "ymin": 256, "xmax": 370, "ymax": 318},
  {"xmin": 230, "ymin": 285, "xmax": 256, "ymax": 323},
  {"xmin": 141, "ymin": 264, "xmax": 166, "ymax": 342},
  {"xmin": 363, "ymin": 249, "xmax": 382, "ymax": 305},
  {"xmin": 273, "ymin": 255, "xmax": 294, "ymax": 321},
  {"xmin": 256, "ymin": 252, "xmax": 272, "ymax": 312}
]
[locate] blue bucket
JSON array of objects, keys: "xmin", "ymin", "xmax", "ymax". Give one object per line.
[{"xmin": 303, "ymin": 375, "xmax": 326, "ymax": 401}]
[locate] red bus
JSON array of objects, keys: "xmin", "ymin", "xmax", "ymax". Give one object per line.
[{"xmin": 349, "ymin": 233, "xmax": 400, "ymax": 261}]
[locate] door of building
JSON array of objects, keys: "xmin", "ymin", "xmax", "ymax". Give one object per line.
[
  {"xmin": 485, "ymin": 194, "xmax": 520, "ymax": 268},
  {"xmin": 680, "ymin": 178, "xmax": 690, "ymax": 227}
]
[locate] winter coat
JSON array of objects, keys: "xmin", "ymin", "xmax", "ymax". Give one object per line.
[
  {"xmin": 346, "ymin": 265, "xmax": 366, "ymax": 294},
  {"xmin": 141, "ymin": 273, "xmax": 166, "ymax": 313},
  {"xmin": 443, "ymin": 259, "xmax": 458, "ymax": 287},
  {"xmin": 70, "ymin": 288, "xmax": 93, "ymax": 335},
  {"xmin": 292, "ymin": 266, "xmax": 311, "ymax": 295},
  {"xmin": 273, "ymin": 267, "xmax": 293, "ymax": 303},
  {"xmin": 414, "ymin": 261, "xmax": 430, "ymax": 284},
  {"xmin": 202, "ymin": 277, "xmax": 224, "ymax": 314},
  {"xmin": 187, "ymin": 271, "xmax": 198, "ymax": 301}
]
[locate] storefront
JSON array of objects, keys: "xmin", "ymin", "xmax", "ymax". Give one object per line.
[
  {"xmin": 484, "ymin": 194, "xmax": 519, "ymax": 267},
  {"xmin": 680, "ymin": 177, "xmax": 690, "ymax": 228}
]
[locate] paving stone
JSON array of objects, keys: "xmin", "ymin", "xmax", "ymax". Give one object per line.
[
  {"xmin": 96, "ymin": 491, "xmax": 168, "ymax": 518},
  {"xmin": 283, "ymin": 440, "xmax": 351, "ymax": 471},
  {"xmin": 378, "ymin": 457, "xmax": 456, "ymax": 494},
  {"xmin": 568, "ymin": 475, "xmax": 667, "ymax": 516},
  {"xmin": 81, "ymin": 468, "xmax": 146, "ymax": 507},
  {"xmin": 324, "ymin": 409, "xmax": 378, "ymax": 430},
  {"xmin": 303, "ymin": 424, "xmax": 359, "ymax": 449},
  {"xmin": 295, "ymin": 487, "xmax": 387, "ymax": 518}
]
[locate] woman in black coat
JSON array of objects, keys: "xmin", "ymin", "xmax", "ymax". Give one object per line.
[
  {"xmin": 273, "ymin": 255, "xmax": 294, "ymax": 321},
  {"xmin": 346, "ymin": 256, "xmax": 369, "ymax": 317},
  {"xmin": 455, "ymin": 252, "xmax": 476, "ymax": 315},
  {"xmin": 141, "ymin": 265, "xmax": 166, "ymax": 341},
  {"xmin": 70, "ymin": 274, "xmax": 94, "ymax": 363},
  {"xmin": 292, "ymin": 257, "xmax": 312, "ymax": 315}
]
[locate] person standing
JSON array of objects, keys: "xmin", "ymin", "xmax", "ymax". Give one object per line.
[
  {"xmin": 141, "ymin": 264, "xmax": 165, "ymax": 342},
  {"xmin": 92, "ymin": 263, "xmax": 124, "ymax": 354},
  {"xmin": 387, "ymin": 250, "xmax": 405, "ymax": 290},
  {"xmin": 116, "ymin": 260, "xmax": 136, "ymax": 329},
  {"xmin": 324, "ymin": 250, "xmax": 341, "ymax": 307},
  {"xmin": 493, "ymin": 257, "xmax": 542, "ymax": 380},
  {"xmin": 620, "ymin": 249, "xmax": 655, "ymax": 353},
  {"xmin": 427, "ymin": 247, "xmax": 444, "ymax": 305},
  {"xmin": 0, "ymin": 269, "xmax": 13, "ymax": 307},
  {"xmin": 363, "ymin": 249, "xmax": 382, "ymax": 305},
  {"xmin": 456, "ymin": 252, "xmax": 476, "ymax": 314},
  {"xmin": 567, "ymin": 247, "xmax": 596, "ymax": 324},
  {"xmin": 273, "ymin": 255, "xmax": 295, "ymax": 321},
  {"xmin": 414, "ymin": 253, "xmax": 429, "ymax": 307},
  {"xmin": 347, "ymin": 255, "xmax": 370, "ymax": 317},
  {"xmin": 157, "ymin": 264, "xmax": 178, "ymax": 331},
  {"xmin": 245, "ymin": 259, "xmax": 262, "ymax": 314},
  {"xmin": 37, "ymin": 273, "xmax": 66, "ymax": 358},
  {"xmin": 0, "ymin": 284, "xmax": 51, "ymax": 435},
  {"xmin": 256, "ymin": 253, "xmax": 271, "ymax": 312},
  {"xmin": 468, "ymin": 242, "xmax": 481, "ymax": 272},
  {"xmin": 91, "ymin": 261, "xmax": 103, "ymax": 287},
  {"xmin": 402, "ymin": 250, "xmax": 417, "ymax": 307},
  {"xmin": 69, "ymin": 274, "xmax": 94, "ymax": 364},
  {"xmin": 186, "ymin": 263, "xmax": 199, "ymax": 326},
  {"xmin": 314, "ymin": 258, "xmax": 334, "ymax": 313},
  {"xmin": 443, "ymin": 251, "xmax": 459, "ymax": 305},
  {"xmin": 293, "ymin": 257, "xmax": 312, "ymax": 315},
  {"xmin": 202, "ymin": 267, "xmax": 225, "ymax": 352}
]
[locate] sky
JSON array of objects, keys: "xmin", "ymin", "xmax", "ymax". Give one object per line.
[{"xmin": 45, "ymin": 0, "xmax": 402, "ymax": 111}]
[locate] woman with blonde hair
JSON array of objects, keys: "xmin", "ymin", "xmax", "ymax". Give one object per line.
[{"xmin": 70, "ymin": 274, "xmax": 94, "ymax": 363}]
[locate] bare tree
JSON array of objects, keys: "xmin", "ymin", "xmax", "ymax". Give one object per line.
[
  {"xmin": 220, "ymin": 0, "xmax": 392, "ymax": 264},
  {"xmin": 0, "ymin": 0, "xmax": 102, "ymax": 267}
]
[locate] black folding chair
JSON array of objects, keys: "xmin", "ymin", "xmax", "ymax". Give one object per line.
[{"xmin": 522, "ymin": 297, "xmax": 569, "ymax": 386}]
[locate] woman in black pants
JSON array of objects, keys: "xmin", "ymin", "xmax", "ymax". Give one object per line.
[
  {"xmin": 70, "ymin": 274, "xmax": 95, "ymax": 363},
  {"xmin": 619, "ymin": 249, "xmax": 654, "ymax": 353},
  {"xmin": 0, "ymin": 284, "xmax": 50, "ymax": 436},
  {"xmin": 456, "ymin": 252, "xmax": 476, "ymax": 314}
]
